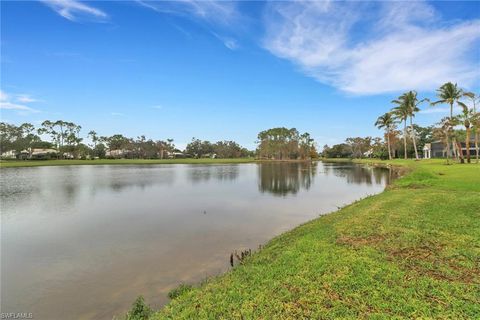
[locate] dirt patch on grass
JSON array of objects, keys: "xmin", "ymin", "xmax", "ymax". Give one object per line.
[
  {"xmin": 386, "ymin": 243, "xmax": 480, "ymax": 284},
  {"xmin": 337, "ymin": 235, "xmax": 479, "ymax": 284},
  {"xmin": 388, "ymin": 243, "xmax": 444, "ymax": 261}
]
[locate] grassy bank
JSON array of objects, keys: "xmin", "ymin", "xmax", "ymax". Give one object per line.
[
  {"xmin": 151, "ymin": 159, "xmax": 479, "ymax": 319},
  {"xmin": 0, "ymin": 158, "xmax": 255, "ymax": 168}
]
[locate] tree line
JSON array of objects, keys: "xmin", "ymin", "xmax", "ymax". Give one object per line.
[
  {"xmin": 185, "ymin": 138, "xmax": 253, "ymax": 158},
  {"xmin": 323, "ymin": 82, "xmax": 479, "ymax": 164},
  {"xmin": 0, "ymin": 120, "xmax": 254, "ymax": 159},
  {"xmin": 1, "ymin": 123, "xmax": 314, "ymax": 160}
]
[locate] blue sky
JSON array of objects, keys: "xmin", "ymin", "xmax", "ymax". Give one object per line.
[{"xmin": 1, "ymin": 0, "xmax": 479, "ymax": 149}]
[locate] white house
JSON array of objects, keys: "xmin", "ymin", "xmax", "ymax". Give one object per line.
[{"xmin": 1, "ymin": 150, "xmax": 17, "ymax": 159}]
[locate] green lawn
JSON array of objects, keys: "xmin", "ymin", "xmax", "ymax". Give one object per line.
[
  {"xmin": 0, "ymin": 158, "xmax": 255, "ymax": 168},
  {"xmin": 152, "ymin": 159, "xmax": 480, "ymax": 319}
]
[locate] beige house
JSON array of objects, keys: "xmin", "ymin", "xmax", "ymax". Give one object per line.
[
  {"xmin": 105, "ymin": 149, "xmax": 127, "ymax": 158},
  {"xmin": 30, "ymin": 148, "xmax": 58, "ymax": 159},
  {"xmin": 1, "ymin": 148, "xmax": 58, "ymax": 160}
]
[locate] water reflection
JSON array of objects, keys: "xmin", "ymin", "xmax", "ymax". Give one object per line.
[
  {"xmin": 257, "ymin": 162, "xmax": 394, "ymax": 196},
  {"xmin": 0, "ymin": 166, "xmax": 176, "ymax": 218},
  {"xmin": 186, "ymin": 165, "xmax": 239, "ymax": 183},
  {"xmin": 258, "ymin": 162, "xmax": 317, "ymax": 196},
  {"xmin": 322, "ymin": 163, "xmax": 395, "ymax": 186}
]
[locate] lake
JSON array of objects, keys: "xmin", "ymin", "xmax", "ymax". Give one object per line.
[{"xmin": 1, "ymin": 162, "xmax": 396, "ymax": 319}]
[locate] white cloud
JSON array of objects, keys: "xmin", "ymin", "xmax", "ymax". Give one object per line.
[
  {"xmin": 16, "ymin": 94, "xmax": 38, "ymax": 103},
  {"xmin": 211, "ymin": 32, "xmax": 239, "ymax": 50},
  {"xmin": 263, "ymin": 1, "xmax": 480, "ymax": 95},
  {"xmin": 136, "ymin": 0, "xmax": 238, "ymax": 26},
  {"xmin": 0, "ymin": 101, "xmax": 38, "ymax": 112},
  {"xmin": 223, "ymin": 38, "xmax": 239, "ymax": 50},
  {"xmin": 0, "ymin": 90, "xmax": 40, "ymax": 115},
  {"xmin": 136, "ymin": 0, "xmax": 240, "ymax": 50},
  {"xmin": 40, "ymin": 0, "xmax": 107, "ymax": 22},
  {"xmin": 0, "ymin": 90, "xmax": 8, "ymax": 102}
]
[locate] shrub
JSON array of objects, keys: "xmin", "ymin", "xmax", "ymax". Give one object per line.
[
  {"xmin": 168, "ymin": 284, "xmax": 193, "ymax": 300},
  {"xmin": 125, "ymin": 296, "xmax": 152, "ymax": 320}
]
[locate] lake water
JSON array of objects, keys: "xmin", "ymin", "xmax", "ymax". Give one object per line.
[{"xmin": 1, "ymin": 162, "xmax": 395, "ymax": 319}]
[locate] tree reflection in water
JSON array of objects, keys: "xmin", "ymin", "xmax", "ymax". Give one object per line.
[
  {"xmin": 258, "ymin": 162, "xmax": 317, "ymax": 196},
  {"xmin": 258, "ymin": 162, "xmax": 394, "ymax": 196},
  {"xmin": 323, "ymin": 162, "xmax": 393, "ymax": 186},
  {"xmin": 187, "ymin": 165, "xmax": 240, "ymax": 183}
]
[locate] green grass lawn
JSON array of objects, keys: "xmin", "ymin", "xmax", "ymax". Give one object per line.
[
  {"xmin": 151, "ymin": 159, "xmax": 480, "ymax": 319},
  {"xmin": 0, "ymin": 158, "xmax": 255, "ymax": 168}
]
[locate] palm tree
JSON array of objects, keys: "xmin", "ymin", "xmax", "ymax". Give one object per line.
[
  {"xmin": 391, "ymin": 101, "xmax": 410, "ymax": 159},
  {"xmin": 375, "ymin": 112, "xmax": 396, "ymax": 160},
  {"xmin": 430, "ymin": 82, "xmax": 466, "ymax": 160},
  {"xmin": 456, "ymin": 106, "xmax": 474, "ymax": 163},
  {"xmin": 395, "ymin": 91, "xmax": 428, "ymax": 160},
  {"xmin": 433, "ymin": 117, "xmax": 453, "ymax": 164},
  {"xmin": 88, "ymin": 130, "xmax": 98, "ymax": 158},
  {"xmin": 464, "ymin": 92, "xmax": 479, "ymax": 163}
]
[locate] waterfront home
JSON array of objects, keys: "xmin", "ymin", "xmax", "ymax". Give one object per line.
[
  {"xmin": 1, "ymin": 150, "xmax": 18, "ymax": 159},
  {"xmin": 105, "ymin": 149, "xmax": 128, "ymax": 158},
  {"xmin": 1, "ymin": 148, "xmax": 57, "ymax": 160},
  {"xmin": 30, "ymin": 148, "xmax": 58, "ymax": 160},
  {"xmin": 63, "ymin": 152, "xmax": 75, "ymax": 159},
  {"xmin": 424, "ymin": 139, "xmax": 477, "ymax": 158},
  {"xmin": 167, "ymin": 151, "xmax": 189, "ymax": 158}
]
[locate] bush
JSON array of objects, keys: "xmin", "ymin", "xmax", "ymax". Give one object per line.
[
  {"xmin": 125, "ymin": 296, "xmax": 152, "ymax": 320},
  {"xmin": 168, "ymin": 283, "xmax": 193, "ymax": 300}
]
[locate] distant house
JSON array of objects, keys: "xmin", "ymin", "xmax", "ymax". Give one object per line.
[
  {"xmin": 105, "ymin": 149, "xmax": 127, "ymax": 158},
  {"xmin": 30, "ymin": 148, "xmax": 58, "ymax": 160},
  {"xmin": 63, "ymin": 152, "xmax": 75, "ymax": 159},
  {"xmin": 167, "ymin": 151, "xmax": 188, "ymax": 159},
  {"xmin": 1, "ymin": 150, "xmax": 17, "ymax": 159},
  {"xmin": 363, "ymin": 149, "xmax": 374, "ymax": 158},
  {"xmin": 201, "ymin": 153, "xmax": 217, "ymax": 159},
  {"xmin": 424, "ymin": 139, "xmax": 477, "ymax": 158},
  {"xmin": 1, "ymin": 148, "xmax": 57, "ymax": 160},
  {"xmin": 18, "ymin": 150, "xmax": 30, "ymax": 160}
]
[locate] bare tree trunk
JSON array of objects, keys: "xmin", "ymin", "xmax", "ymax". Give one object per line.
[
  {"xmin": 410, "ymin": 116, "xmax": 419, "ymax": 160},
  {"xmin": 457, "ymin": 141, "xmax": 465, "ymax": 163},
  {"xmin": 453, "ymin": 138, "xmax": 459, "ymax": 160},
  {"xmin": 403, "ymin": 120, "xmax": 407, "ymax": 159},
  {"xmin": 445, "ymin": 136, "xmax": 450, "ymax": 164},
  {"xmin": 466, "ymin": 127, "xmax": 471, "ymax": 163},
  {"xmin": 387, "ymin": 130, "xmax": 392, "ymax": 160},
  {"xmin": 476, "ymin": 130, "xmax": 479, "ymax": 163}
]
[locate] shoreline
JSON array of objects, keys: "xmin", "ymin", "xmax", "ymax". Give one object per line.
[
  {"xmin": 0, "ymin": 157, "xmax": 403, "ymax": 169},
  {"xmin": 0, "ymin": 158, "xmax": 256, "ymax": 168},
  {"xmin": 150, "ymin": 159, "xmax": 479, "ymax": 319},
  {"xmin": 0, "ymin": 158, "xmax": 322, "ymax": 168}
]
